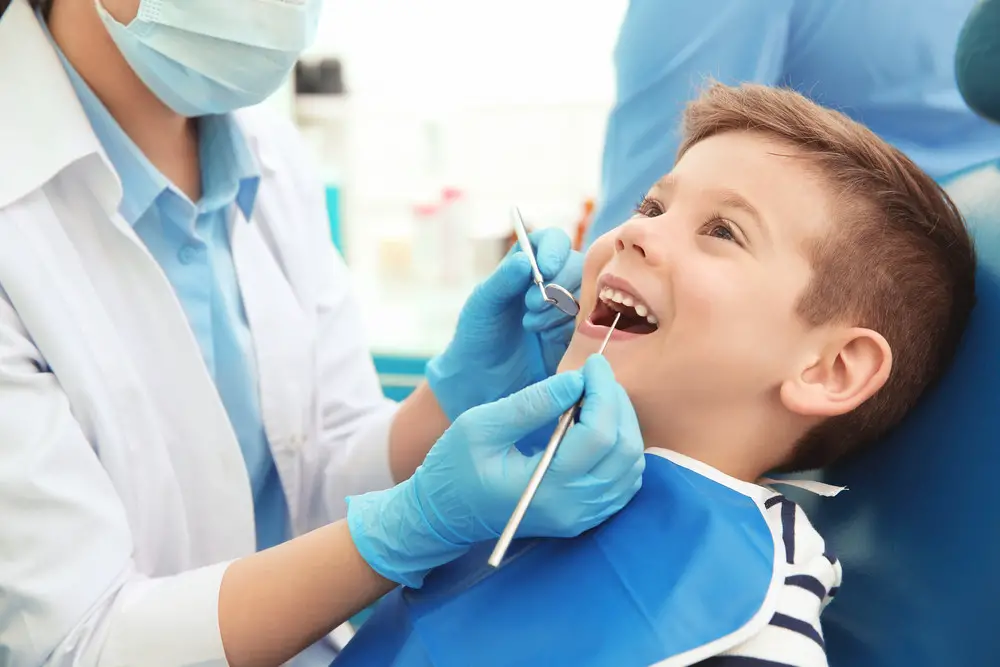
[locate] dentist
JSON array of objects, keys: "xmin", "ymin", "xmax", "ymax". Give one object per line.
[{"xmin": 0, "ymin": 1, "xmax": 645, "ymax": 667}]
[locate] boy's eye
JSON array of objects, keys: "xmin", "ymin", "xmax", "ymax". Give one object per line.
[
  {"xmin": 702, "ymin": 217, "xmax": 744, "ymax": 246},
  {"xmin": 708, "ymin": 223, "xmax": 735, "ymax": 242},
  {"xmin": 634, "ymin": 196, "xmax": 664, "ymax": 218}
]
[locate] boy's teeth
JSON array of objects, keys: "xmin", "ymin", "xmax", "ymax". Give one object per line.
[{"xmin": 597, "ymin": 285, "xmax": 658, "ymax": 326}]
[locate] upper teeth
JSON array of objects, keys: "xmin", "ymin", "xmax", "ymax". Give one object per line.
[{"xmin": 599, "ymin": 287, "xmax": 658, "ymax": 325}]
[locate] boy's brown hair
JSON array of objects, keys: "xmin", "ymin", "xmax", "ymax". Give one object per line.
[{"xmin": 677, "ymin": 82, "xmax": 976, "ymax": 472}]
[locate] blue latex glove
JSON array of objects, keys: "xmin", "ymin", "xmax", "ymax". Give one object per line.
[
  {"xmin": 426, "ymin": 227, "xmax": 584, "ymax": 422},
  {"xmin": 347, "ymin": 356, "xmax": 645, "ymax": 588}
]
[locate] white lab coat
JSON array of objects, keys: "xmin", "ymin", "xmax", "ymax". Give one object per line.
[{"xmin": 0, "ymin": 1, "xmax": 399, "ymax": 665}]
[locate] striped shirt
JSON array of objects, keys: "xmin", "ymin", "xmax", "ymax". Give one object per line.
[{"xmin": 695, "ymin": 492, "xmax": 842, "ymax": 667}]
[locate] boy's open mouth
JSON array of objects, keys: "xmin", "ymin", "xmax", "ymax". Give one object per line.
[{"xmin": 590, "ymin": 286, "xmax": 659, "ymax": 335}]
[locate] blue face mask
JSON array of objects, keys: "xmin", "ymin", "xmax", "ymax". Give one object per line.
[{"xmin": 96, "ymin": 0, "xmax": 322, "ymax": 117}]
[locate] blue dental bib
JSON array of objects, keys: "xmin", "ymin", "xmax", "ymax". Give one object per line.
[{"xmin": 335, "ymin": 451, "xmax": 781, "ymax": 667}]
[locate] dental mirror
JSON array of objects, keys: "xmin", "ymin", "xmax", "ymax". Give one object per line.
[{"xmin": 510, "ymin": 206, "xmax": 581, "ymax": 317}]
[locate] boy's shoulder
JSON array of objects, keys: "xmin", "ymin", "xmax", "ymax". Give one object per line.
[
  {"xmin": 653, "ymin": 447, "xmax": 843, "ymax": 605},
  {"xmin": 758, "ymin": 487, "xmax": 843, "ymax": 610},
  {"xmin": 707, "ymin": 486, "xmax": 842, "ymax": 666},
  {"xmin": 649, "ymin": 449, "xmax": 842, "ymax": 665},
  {"xmin": 759, "ymin": 483, "xmax": 839, "ymax": 561},
  {"xmin": 648, "ymin": 448, "xmax": 840, "ymax": 573}
]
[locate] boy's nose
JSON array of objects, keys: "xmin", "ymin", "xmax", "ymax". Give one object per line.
[{"xmin": 613, "ymin": 217, "xmax": 665, "ymax": 265}]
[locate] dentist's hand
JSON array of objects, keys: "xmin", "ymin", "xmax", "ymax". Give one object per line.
[
  {"xmin": 426, "ymin": 227, "xmax": 584, "ymax": 422},
  {"xmin": 347, "ymin": 356, "xmax": 644, "ymax": 588}
]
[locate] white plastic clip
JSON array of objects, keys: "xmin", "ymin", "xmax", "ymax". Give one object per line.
[{"xmin": 759, "ymin": 477, "xmax": 847, "ymax": 497}]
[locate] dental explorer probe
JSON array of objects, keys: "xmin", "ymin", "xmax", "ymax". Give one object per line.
[{"xmin": 488, "ymin": 311, "xmax": 622, "ymax": 568}]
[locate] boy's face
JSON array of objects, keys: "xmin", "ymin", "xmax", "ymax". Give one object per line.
[{"xmin": 559, "ymin": 131, "xmax": 837, "ymax": 446}]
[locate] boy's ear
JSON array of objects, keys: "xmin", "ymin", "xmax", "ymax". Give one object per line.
[{"xmin": 780, "ymin": 328, "xmax": 892, "ymax": 418}]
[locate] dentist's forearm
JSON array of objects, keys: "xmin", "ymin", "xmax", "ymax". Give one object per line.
[
  {"xmin": 218, "ymin": 520, "xmax": 395, "ymax": 667},
  {"xmin": 217, "ymin": 381, "xmax": 450, "ymax": 667},
  {"xmin": 387, "ymin": 382, "xmax": 450, "ymax": 483}
]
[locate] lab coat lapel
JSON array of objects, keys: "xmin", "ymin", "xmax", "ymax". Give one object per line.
[
  {"xmin": 0, "ymin": 171, "xmax": 256, "ymax": 565},
  {"xmin": 0, "ymin": 0, "xmax": 256, "ymax": 566},
  {"xmin": 75, "ymin": 208, "xmax": 257, "ymax": 563},
  {"xmin": 231, "ymin": 203, "xmax": 313, "ymax": 527}
]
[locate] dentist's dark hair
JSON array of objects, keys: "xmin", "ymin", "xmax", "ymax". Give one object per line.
[{"xmin": 28, "ymin": 0, "xmax": 52, "ymax": 18}]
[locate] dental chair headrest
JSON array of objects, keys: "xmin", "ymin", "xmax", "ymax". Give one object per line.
[
  {"xmin": 956, "ymin": 0, "xmax": 1000, "ymax": 124},
  {"xmin": 800, "ymin": 160, "xmax": 1000, "ymax": 667}
]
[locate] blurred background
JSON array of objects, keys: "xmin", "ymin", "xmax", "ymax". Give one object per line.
[{"xmin": 260, "ymin": 0, "xmax": 628, "ymax": 390}]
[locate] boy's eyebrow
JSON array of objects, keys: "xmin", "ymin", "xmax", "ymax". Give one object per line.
[
  {"xmin": 653, "ymin": 175, "xmax": 771, "ymax": 243},
  {"xmin": 714, "ymin": 188, "xmax": 770, "ymax": 243}
]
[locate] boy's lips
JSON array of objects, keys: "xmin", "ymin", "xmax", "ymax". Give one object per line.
[{"xmin": 578, "ymin": 317, "xmax": 650, "ymax": 342}]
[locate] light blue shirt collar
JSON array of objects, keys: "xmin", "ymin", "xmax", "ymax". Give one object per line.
[{"xmin": 42, "ymin": 14, "xmax": 260, "ymax": 227}]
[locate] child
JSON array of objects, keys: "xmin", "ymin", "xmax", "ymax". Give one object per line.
[{"xmin": 336, "ymin": 83, "xmax": 977, "ymax": 667}]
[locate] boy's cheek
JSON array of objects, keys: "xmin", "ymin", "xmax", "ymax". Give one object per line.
[
  {"xmin": 570, "ymin": 235, "xmax": 617, "ymax": 330},
  {"xmin": 580, "ymin": 236, "xmax": 616, "ymax": 293},
  {"xmin": 585, "ymin": 233, "xmax": 616, "ymax": 267}
]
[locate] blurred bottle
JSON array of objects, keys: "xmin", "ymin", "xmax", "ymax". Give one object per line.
[
  {"xmin": 412, "ymin": 200, "xmax": 445, "ymax": 286},
  {"xmin": 573, "ymin": 198, "xmax": 596, "ymax": 250},
  {"xmin": 295, "ymin": 57, "xmax": 350, "ymax": 252},
  {"xmin": 295, "ymin": 57, "xmax": 349, "ymax": 182},
  {"xmin": 440, "ymin": 187, "xmax": 474, "ymax": 284}
]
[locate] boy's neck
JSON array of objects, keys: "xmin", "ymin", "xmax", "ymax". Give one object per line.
[
  {"xmin": 661, "ymin": 443, "xmax": 774, "ymax": 483},
  {"xmin": 641, "ymin": 409, "xmax": 803, "ymax": 483}
]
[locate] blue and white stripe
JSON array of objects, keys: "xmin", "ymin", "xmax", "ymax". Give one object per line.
[{"xmin": 696, "ymin": 494, "xmax": 842, "ymax": 667}]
